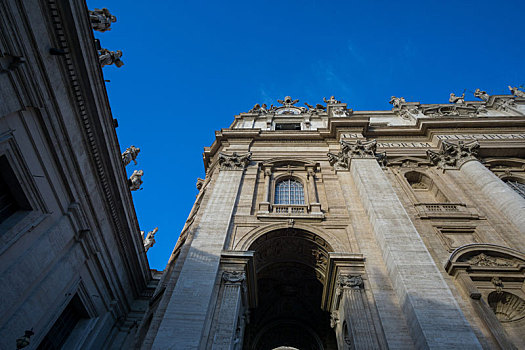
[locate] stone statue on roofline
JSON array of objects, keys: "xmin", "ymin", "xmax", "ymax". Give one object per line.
[
  {"xmin": 323, "ymin": 96, "xmax": 341, "ymax": 104},
  {"xmin": 389, "ymin": 96, "xmax": 406, "ymax": 108},
  {"xmin": 89, "ymin": 8, "xmax": 117, "ymax": 32},
  {"xmin": 449, "ymin": 92, "xmax": 465, "ymax": 104},
  {"xmin": 122, "ymin": 145, "xmax": 140, "ymax": 166},
  {"xmin": 99, "ymin": 48, "xmax": 124, "ymax": 67},
  {"xmin": 474, "ymin": 89, "xmax": 489, "ymax": 101},
  {"xmin": 508, "ymin": 85, "xmax": 525, "ymax": 98},
  {"xmin": 129, "ymin": 170, "xmax": 144, "ymax": 191},
  {"xmin": 142, "ymin": 227, "xmax": 158, "ymax": 252}
]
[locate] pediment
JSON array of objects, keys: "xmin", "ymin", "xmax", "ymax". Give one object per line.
[{"xmin": 447, "ymin": 244, "xmax": 525, "ymax": 270}]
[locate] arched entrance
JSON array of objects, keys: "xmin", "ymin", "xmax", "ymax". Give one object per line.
[{"xmin": 243, "ymin": 228, "xmax": 337, "ymax": 350}]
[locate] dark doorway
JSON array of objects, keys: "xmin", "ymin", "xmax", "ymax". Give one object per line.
[{"xmin": 243, "ymin": 228, "xmax": 337, "ymax": 350}]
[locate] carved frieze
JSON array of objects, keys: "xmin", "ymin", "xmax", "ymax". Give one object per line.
[
  {"xmin": 330, "ymin": 311, "xmax": 339, "ymax": 328},
  {"xmin": 420, "ymin": 104, "xmax": 486, "ymax": 118},
  {"xmin": 218, "ymin": 152, "xmax": 251, "ymax": 170},
  {"xmin": 466, "ymin": 253, "xmax": 518, "ymax": 267},
  {"xmin": 426, "ymin": 140, "xmax": 479, "ymax": 169}
]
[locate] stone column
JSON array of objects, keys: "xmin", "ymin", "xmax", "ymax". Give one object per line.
[
  {"xmin": 151, "ymin": 152, "xmax": 251, "ymax": 350},
  {"xmin": 336, "ymin": 274, "xmax": 380, "ymax": 350},
  {"xmin": 258, "ymin": 166, "xmax": 272, "ymax": 213},
  {"xmin": 330, "ymin": 140, "xmax": 482, "ymax": 349},
  {"xmin": 460, "ymin": 161, "xmax": 525, "ymax": 234},
  {"xmin": 306, "ymin": 165, "xmax": 321, "ymax": 213},
  {"xmin": 212, "ymin": 271, "xmax": 245, "ymax": 350},
  {"xmin": 428, "ymin": 140, "xmax": 525, "ymax": 235}
]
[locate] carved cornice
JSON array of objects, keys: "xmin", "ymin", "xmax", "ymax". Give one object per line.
[
  {"xmin": 218, "ymin": 152, "xmax": 251, "ymax": 170},
  {"xmin": 426, "ymin": 140, "xmax": 480, "ymax": 170},
  {"xmin": 327, "ymin": 140, "xmax": 387, "ymax": 170}
]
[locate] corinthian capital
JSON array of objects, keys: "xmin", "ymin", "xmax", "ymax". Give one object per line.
[
  {"xmin": 218, "ymin": 152, "xmax": 251, "ymax": 170},
  {"xmin": 327, "ymin": 139, "xmax": 386, "ymax": 170},
  {"xmin": 426, "ymin": 140, "xmax": 479, "ymax": 169}
]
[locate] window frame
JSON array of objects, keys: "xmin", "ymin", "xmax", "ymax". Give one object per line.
[
  {"xmin": 0, "ymin": 130, "xmax": 49, "ymax": 252},
  {"xmin": 273, "ymin": 176, "xmax": 306, "ymax": 205}
]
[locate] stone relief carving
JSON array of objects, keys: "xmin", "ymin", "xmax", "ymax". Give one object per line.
[
  {"xmin": 141, "ymin": 227, "xmax": 158, "ymax": 252},
  {"xmin": 494, "ymin": 98, "xmax": 517, "ymax": 112},
  {"xmin": 474, "ymin": 88, "xmax": 490, "ymax": 102},
  {"xmin": 278, "ymin": 96, "xmax": 300, "ymax": 107},
  {"xmin": 89, "ymin": 8, "xmax": 117, "ymax": 32},
  {"xmin": 311, "ymin": 248, "xmax": 328, "ymax": 270},
  {"xmin": 330, "ymin": 311, "xmax": 339, "ymax": 328},
  {"xmin": 466, "ymin": 253, "xmax": 518, "ymax": 267},
  {"xmin": 99, "ymin": 48, "xmax": 124, "ymax": 67},
  {"xmin": 129, "ymin": 170, "xmax": 144, "ymax": 191},
  {"xmin": 426, "ymin": 140, "xmax": 479, "ymax": 169},
  {"xmin": 491, "ymin": 276, "xmax": 504, "ymax": 293},
  {"xmin": 420, "ymin": 104, "xmax": 486, "ymax": 118},
  {"xmin": 222, "ymin": 271, "xmax": 246, "ymax": 283},
  {"xmin": 337, "ymin": 274, "xmax": 364, "ymax": 290},
  {"xmin": 328, "ymin": 140, "xmax": 386, "ymax": 170},
  {"xmin": 327, "ymin": 151, "xmax": 349, "ymax": 170},
  {"xmin": 449, "ymin": 92, "xmax": 465, "ymax": 104},
  {"xmin": 122, "ymin": 145, "xmax": 140, "ymax": 166},
  {"xmin": 488, "ymin": 291, "xmax": 525, "ymax": 322},
  {"xmin": 218, "ymin": 152, "xmax": 251, "ymax": 170},
  {"xmin": 331, "ymin": 106, "xmax": 351, "ymax": 117},
  {"xmin": 341, "ymin": 139, "xmax": 378, "ymax": 159},
  {"xmin": 508, "ymin": 85, "xmax": 525, "ymax": 98}
]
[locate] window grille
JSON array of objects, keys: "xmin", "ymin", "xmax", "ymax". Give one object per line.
[
  {"xmin": 275, "ymin": 179, "xmax": 305, "ymax": 205},
  {"xmin": 505, "ymin": 180, "xmax": 525, "ymax": 199},
  {"xmin": 37, "ymin": 295, "xmax": 88, "ymax": 350}
]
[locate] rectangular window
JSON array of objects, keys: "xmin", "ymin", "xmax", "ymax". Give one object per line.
[
  {"xmin": 37, "ymin": 295, "xmax": 89, "ymax": 350},
  {"xmin": 0, "ymin": 155, "xmax": 31, "ymax": 224},
  {"xmin": 275, "ymin": 123, "xmax": 301, "ymax": 130}
]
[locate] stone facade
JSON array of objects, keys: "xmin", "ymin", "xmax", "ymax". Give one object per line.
[
  {"xmin": 142, "ymin": 94, "xmax": 525, "ymax": 349},
  {"xmin": 0, "ymin": 1, "xmax": 155, "ymax": 349},
  {"xmin": 3, "ymin": 1, "xmax": 525, "ymax": 349}
]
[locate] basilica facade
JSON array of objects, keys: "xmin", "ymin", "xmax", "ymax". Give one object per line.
[
  {"xmin": 140, "ymin": 94, "xmax": 525, "ymax": 350},
  {"xmin": 2, "ymin": 0, "xmax": 525, "ymax": 349}
]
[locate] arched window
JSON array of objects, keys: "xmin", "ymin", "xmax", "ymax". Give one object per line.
[
  {"xmin": 504, "ymin": 179, "xmax": 525, "ymax": 199},
  {"xmin": 275, "ymin": 178, "xmax": 304, "ymax": 205}
]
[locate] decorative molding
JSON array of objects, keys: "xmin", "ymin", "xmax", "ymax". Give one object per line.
[
  {"xmin": 426, "ymin": 140, "xmax": 480, "ymax": 169},
  {"xmin": 218, "ymin": 152, "xmax": 251, "ymax": 170},
  {"xmin": 488, "ymin": 291, "xmax": 525, "ymax": 322},
  {"xmin": 222, "ymin": 271, "xmax": 246, "ymax": 284}
]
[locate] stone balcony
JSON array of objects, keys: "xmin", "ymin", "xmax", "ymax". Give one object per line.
[
  {"xmin": 256, "ymin": 202, "xmax": 324, "ymax": 221},
  {"xmin": 414, "ymin": 202, "xmax": 481, "ymax": 219}
]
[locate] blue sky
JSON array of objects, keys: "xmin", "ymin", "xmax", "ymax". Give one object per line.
[{"xmin": 87, "ymin": 0, "xmax": 525, "ymax": 270}]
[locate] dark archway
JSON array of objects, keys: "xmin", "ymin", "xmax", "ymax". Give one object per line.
[{"xmin": 243, "ymin": 228, "xmax": 337, "ymax": 350}]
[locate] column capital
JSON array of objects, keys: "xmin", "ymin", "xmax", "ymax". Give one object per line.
[
  {"xmin": 218, "ymin": 152, "xmax": 252, "ymax": 171},
  {"xmin": 327, "ymin": 140, "xmax": 386, "ymax": 171},
  {"xmin": 426, "ymin": 140, "xmax": 480, "ymax": 170},
  {"xmin": 337, "ymin": 274, "xmax": 364, "ymax": 290},
  {"xmin": 222, "ymin": 270, "xmax": 246, "ymax": 284}
]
